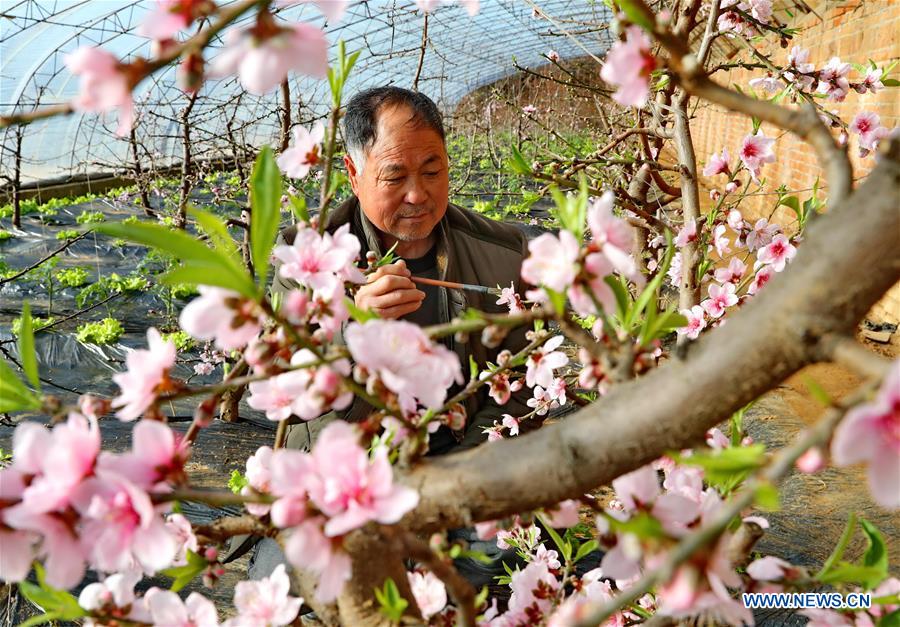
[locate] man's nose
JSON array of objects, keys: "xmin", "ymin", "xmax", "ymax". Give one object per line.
[{"xmin": 404, "ymin": 177, "xmax": 428, "ymax": 205}]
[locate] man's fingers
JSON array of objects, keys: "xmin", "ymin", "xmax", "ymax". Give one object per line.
[
  {"xmin": 370, "ymin": 288, "xmax": 425, "ymax": 310},
  {"xmin": 376, "ymin": 300, "xmax": 425, "ymax": 320},
  {"xmin": 362, "ymin": 273, "xmax": 417, "ymax": 296},
  {"xmin": 367, "ymin": 260, "xmax": 411, "ymax": 283}
]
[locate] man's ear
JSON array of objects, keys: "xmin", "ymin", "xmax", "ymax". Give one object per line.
[{"xmin": 344, "ymin": 154, "xmax": 361, "ymax": 196}]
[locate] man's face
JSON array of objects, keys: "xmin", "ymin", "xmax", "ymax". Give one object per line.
[{"xmin": 345, "ymin": 104, "xmax": 449, "ymax": 247}]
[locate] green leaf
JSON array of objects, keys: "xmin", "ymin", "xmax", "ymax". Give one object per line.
[
  {"xmin": 859, "ymin": 518, "xmax": 889, "ymax": 584},
  {"xmin": 228, "ymin": 469, "xmax": 249, "ymax": 494},
  {"xmin": 543, "ymin": 286, "xmax": 567, "ymax": 316},
  {"xmin": 616, "ymin": 0, "xmax": 654, "ymax": 30},
  {"xmin": 507, "ymin": 145, "xmax": 532, "ymax": 175},
  {"xmin": 819, "ymin": 563, "xmax": 888, "ymax": 588},
  {"xmin": 0, "ymin": 358, "xmax": 42, "ymax": 413},
  {"xmin": 675, "ymin": 444, "xmax": 767, "ymax": 486},
  {"xmin": 250, "ymin": 146, "xmax": 283, "ymax": 287},
  {"xmin": 803, "ymin": 375, "xmax": 832, "ymax": 406},
  {"xmin": 607, "ymin": 511, "xmax": 665, "ymax": 540},
  {"xmin": 469, "ymin": 355, "xmax": 479, "ymax": 381},
  {"xmin": 18, "ymin": 564, "xmax": 86, "ymax": 621},
  {"xmin": 881, "ymin": 78, "xmax": 900, "ymax": 87},
  {"xmin": 160, "ymin": 262, "xmax": 256, "ymax": 297},
  {"xmin": 94, "ymin": 221, "xmax": 255, "ymax": 297},
  {"xmin": 345, "ymin": 297, "xmax": 379, "ymax": 323},
  {"xmin": 160, "ymin": 550, "xmax": 208, "ymax": 592},
  {"xmin": 754, "ymin": 481, "xmax": 781, "ymax": 511},
  {"xmin": 539, "ymin": 514, "xmax": 572, "ymax": 562},
  {"xmin": 604, "ymin": 275, "xmax": 631, "ymax": 321},
  {"xmin": 574, "ymin": 539, "xmax": 599, "ymax": 563},
  {"xmin": 288, "ymin": 195, "xmax": 309, "ymax": 224},
  {"xmin": 190, "ymin": 207, "xmax": 239, "ymax": 258},
  {"xmin": 818, "ymin": 512, "xmax": 857, "ymax": 579},
  {"xmin": 878, "ymin": 609, "xmax": 900, "ymax": 627},
  {"xmin": 375, "ymin": 578, "xmax": 408, "ymax": 623},
  {"xmin": 19, "ymin": 302, "xmax": 41, "ymax": 391}
]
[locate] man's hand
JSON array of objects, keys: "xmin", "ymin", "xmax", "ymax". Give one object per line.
[{"xmin": 355, "ymin": 260, "xmax": 425, "ymax": 319}]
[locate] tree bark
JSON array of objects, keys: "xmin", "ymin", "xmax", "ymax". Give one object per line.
[{"xmin": 398, "ymin": 141, "xmax": 900, "ymax": 533}]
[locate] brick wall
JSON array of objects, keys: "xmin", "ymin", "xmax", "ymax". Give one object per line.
[{"xmin": 689, "ymin": 0, "xmax": 900, "ymax": 346}]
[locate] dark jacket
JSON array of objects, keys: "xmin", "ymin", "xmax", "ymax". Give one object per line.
[{"xmin": 273, "ymin": 196, "xmax": 535, "ymax": 453}]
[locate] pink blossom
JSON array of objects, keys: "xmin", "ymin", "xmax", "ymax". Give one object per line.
[
  {"xmin": 521, "ymin": 230, "xmax": 580, "ymax": 293},
  {"xmin": 675, "ymin": 218, "xmax": 698, "ymax": 248},
  {"xmin": 248, "ymin": 371, "xmax": 312, "ymax": 422},
  {"xmin": 677, "ymin": 305, "xmax": 706, "ymax": 340},
  {"xmin": 714, "ymin": 257, "xmax": 746, "ymax": 284},
  {"xmin": 817, "ymin": 57, "xmax": 852, "ymax": 101},
  {"xmin": 64, "ymin": 47, "xmax": 134, "ymax": 136},
  {"xmin": 525, "ymin": 334, "xmax": 568, "ymax": 389},
  {"xmin": 545, "ymin": 499, "xmax": 580, "ymax": 528},
  {"xmin": 508, "ymin": 559, "xmax": 559, "ymax": 619},
  {"xmin": 210, "ymin": 21, "xmax": 327, "ymax": 95},
  {"xmin": 785, "ymin": 46, "xmax": 815, "ymax": 90},
  {"xmin": 72, "ymin": 472, "xmax": 177, "ymax": 574},
  {"xmin": 748, "ymin": 265, "xmax": 774, "ymax": 295},
  {"xmin": 587, "ymin": 191, "xmax": 641, "ymax": 284},
  {"xmin": 274, "ymin": 223, "xmax": 365, "ymax": 297},
  {"xmin": 756, "ymin": 234, "xmax": 797, "ymax": 272},
  {"xmin": 831, "ymin": 360, "xmax": 900, "ymax": 508},
  {"xmin": 796, "ymin": 446, "xmax": 826, "ymax": 474},
  {"xmin": 79, "ymin": 569, "xmax": 149, "ymax": 625},
  {"xmin": 667, "ymin": 251, "xmax": 682, "ymax": 289},
  {"xmin": 413, "ymin": 0, "xmax": 479, "ymax": 15},
  {"xmin": 746, "ymin": 217, "xmax": 779, "ymax": 252},
  {"xmin": 547, "ymin": 376, "xmax": 567, "ymax": 406},
  {"xmin": 750, "ymin": 75, "xmax": 781, "ymax": 94},
  {"xmin": 407, "ymin": 570, "xmax": 447, "ymax": 618},
  {"xmin": 99, "ymin": 419, "xmax": 189, "ymax": 491},
  {"xmin": 243, "ymin": 446, "xmax": 274, "ymax": 517},
  {"xmin": 747, "ymin": 555, "xmax": 794, "ymax": 581},
  {"xmin": 276, "ymin": 0, "xmax": 349, "ymax": 22},
  {"xmin": 711, "ymin": 224, "xmax": 731, "ymax": 256},
  {"xmin": 227, "ymin": 564, "xmax": 302, "ymax": 627},
  {"xmin": 701, "ymin": 282, "xmax": 738, "ymax": 318},
  {"xmin": 0, "ymin": 469, "xmax": 36, "ymax": 583},
  {"xmin": 137, "ymin": 0, "xmax": 208, "ymax": 41},
  {"xmin": 739, "ymin": 131, "xmax": 776, "ymax": 182},
  {"xmin": 305, "ymin": 422, "xmax": 419, "ymax": 536},
  {"xmin": 522, "ymin": 104, "xmax": 537, "ymax": 115},
  {"xmin": 850, "ymin": 111, "xmax": 890, "ymax": 156},
  {"xmin": 496, "ymin": 281, "xmax": 524, "ymax": 314},
  {"xmin": 15, "ymin": 413, "xmax": 100, "ymax": 513},
  {"xmin": 727, "ymin": 209, "xmax": 744, "ymax": 232},
  {"xmin": 112, "ymin": 328, "xmax": 177, "ymax": 421},
  {"xmin": 180, "ymin": 287, "xmax": 262, "ymax": 351},
  {"xmin": 501, "ymin": 414, "xmax": 520, "ymax": 436},
  {"xmin": 277, "ymin": 122, "xmax": 325, "ymax": 178},
  {"xmin": 345, "ymin": 319, "xmax": 462, "ymax": 409},
  {"xmin": 612, "ymin": 465, "xmax": 660, "ymax": 511},
  {"xmin": 703, "ymin": 148, "xmax": 732, "ymax": 177},
  {"xmin": 568, "ymin": 253, "xmax": 617, "ymax": 317},
  {"xmin": 744, "ymin": 0, "xmax": 773, "ymax": 22},
  {"xmin": 547, "ymin": 50, "xmax": 560, "ymax": 63},
  {"xmin": 600, "ymin": 26, "xmax": 657, "ymax": 107},
  {"xmin": 282, "ymin": 518, "xmax": 352, "ymax": 602},
  {"xmin": 706, "ymin": 427, "xmax": 730, "ymax": 449},
  {"xmin": 165, "ymin": 513, "xmax": 199, "ymax": 566},
  {"xmin": 527, "ymin": 385, "xmax": 553, "ymax": 416},
  {"xmin": 861, "ymin": 68, "xmax": 884, "ymax": 94},
  {"xmin": 480, "ymin": 371, "xmax": 512, "ymax": 405},
  {"xmin": 145, "ymin": 588, "xmax": 220, "ymax": 627}
]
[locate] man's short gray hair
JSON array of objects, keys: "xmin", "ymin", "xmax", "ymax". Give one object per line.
[{"xmin": 342, "ymin": 86, "xmax": 446, "ymax": 173}]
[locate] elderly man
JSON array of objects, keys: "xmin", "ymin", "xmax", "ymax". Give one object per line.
[
  {"xmin": 275, "ymin": 86, "xmax": 535, "ymax": 455},
  {"xmin": 232, "ymin": 86, "xmax": 537, "ymax": 586}
]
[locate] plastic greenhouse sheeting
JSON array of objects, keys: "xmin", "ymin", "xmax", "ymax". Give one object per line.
[{"xmin": 1, "ymin": 0, "xmax": 614, "ymax": 184}]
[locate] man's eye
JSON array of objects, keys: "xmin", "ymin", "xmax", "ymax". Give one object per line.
[
  {"xmin": 384, "ymin": 178, "xmax": 403, "ymax": 184},
  {"xmin": 424, "ymin": 171, "xmax": 440, "ymax": 177}
]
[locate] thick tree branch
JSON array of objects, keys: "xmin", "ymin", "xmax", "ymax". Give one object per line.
[{"xmin": 399, "ymin": 141, "xmax": 900, "ymax": 533}]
